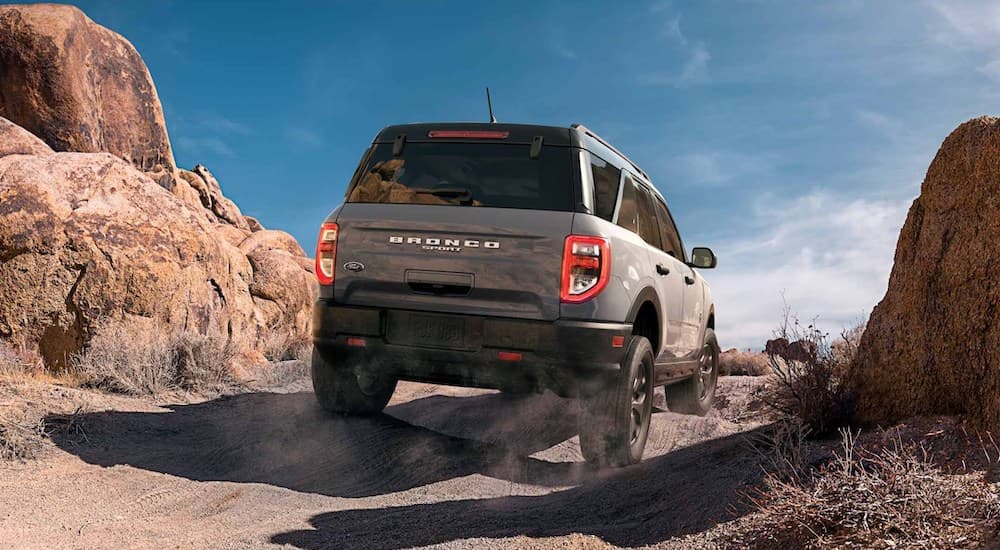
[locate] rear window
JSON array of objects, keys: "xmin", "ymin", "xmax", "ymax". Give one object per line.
[{"xmin": 346, "ymin": 142, "xmax": 574, "ymax": 211}]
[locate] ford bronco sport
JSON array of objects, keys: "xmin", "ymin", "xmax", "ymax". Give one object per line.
[{"xmin": 312, "ymin": 122, "xmax": 719, "ymax": 466}]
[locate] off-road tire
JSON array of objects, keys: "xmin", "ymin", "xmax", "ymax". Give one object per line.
[
  {"xmin": 665, "ymin": 328, "xmax": 719, "ymax": 416},
  {"xmin": 578, "ymin": 335, "xmax": 655, "ymax": 467},
  {"xmin": 311, "ymin": 347, "xmax": 397, "ymax": 415}
]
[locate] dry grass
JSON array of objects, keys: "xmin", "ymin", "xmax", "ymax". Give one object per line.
[
  {"xmin": 0, "ymin": 406, "xmax": 45, "ymax": 462},
  {"xmin": 74, "ymin": 317, "xmax": 237, "ymax": 395},
  {"xmin": 0, "ymin": 340, "xmax": 42, "ymax": 380},
  {"xmin": 757, "ymin": 308, "xmax": 861, "ymax": 437},
  {"xmin": 719, "ymin": 349, "xmax": 770, "ymax": 376},
  {"xmin": 747, "ymin": 428, "xmax": 1000, "ymax": 548},
  {"xmin": 261, "ymin": 329, "xmax": 311, "ymax": 362}
]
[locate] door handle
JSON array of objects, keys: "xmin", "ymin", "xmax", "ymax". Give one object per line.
[
  {"xmin": 656, "ymin": 264, "xmax": 670, "ymax": 276},
  {"xmin": 684, "ymin": 275, "xmax": 695, "ymax": 285}
]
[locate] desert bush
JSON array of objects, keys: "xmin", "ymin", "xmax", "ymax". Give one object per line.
[
  {"xmin": 748, "ymin": 429, "xmax": 1000, "ymax": 548},
  {"xmin": 0, "ymin": 408, "xmax": 45, "ymax": 461},
  {"xmin": 0, "ymin": 340, "xmax": 42, "ymax": 379},
  {"xmin": 719, "ymin": 349, "xmax": 770, "ymax": 376},
  {"xmin": 74, "ymin": 317, "xmax": 236, "ymax": 395},
  {"xmin": 758, "ymin": 307, "xmax": 861, "ymax": 437},
  {"xmin": 261, "ymin": 329, "xmax": 311, "ymax": 362}
]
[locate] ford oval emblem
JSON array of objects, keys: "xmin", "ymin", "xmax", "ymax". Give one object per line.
[{"xmin": 343, "ymin": 261, "xmax": 365, "ymax": 273}]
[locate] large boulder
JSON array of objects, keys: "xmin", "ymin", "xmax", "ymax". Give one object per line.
[
  {"xmin": 851, "ymin": 116, "xmax": 1000, "ymax": 430},
  {"xmin": 0, "ymin": 4, "xmax": 176, "ymax": 186},
  {"xmin": 0, "ymin": 116, "xmax": 51, "ymax": 158},
  {"xmin": 0, "ymin": 145, "xmax": 315, "ymax": 370}
]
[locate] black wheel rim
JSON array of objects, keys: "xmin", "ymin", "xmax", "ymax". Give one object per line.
[
  {"xmin": 697, "ymin": 344, "xmax": 717, "ymax": 400},
  {"xmin": 629, "ymin": 362, "xmax": 650, "ymax": 445}
]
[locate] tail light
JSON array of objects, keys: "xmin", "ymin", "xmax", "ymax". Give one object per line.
[
  {"xmin": 315, "ymin": 222, "xmax": 339, "ymax": 286},
  {"xmin": 560, "ymin": 235, "xmax": 610, "ymax": 303}
]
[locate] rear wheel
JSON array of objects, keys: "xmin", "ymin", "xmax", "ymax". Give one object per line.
[
  {"xmin": 578, "ymin": 335, "xmax": 654, "ymax": 467},
  {"xmin": 665, "ymin": 328, "xmax": 719, "ymax": 416},
  {"xmin": 311, "ymin": 348, "xmax": 397, "ymax": 415}
]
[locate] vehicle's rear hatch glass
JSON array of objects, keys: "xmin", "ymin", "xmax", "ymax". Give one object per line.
[{"xmin": 346, "ymin": 143, "xmax": 574, "ymax": 211}]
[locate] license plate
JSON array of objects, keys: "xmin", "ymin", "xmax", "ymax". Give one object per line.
[{"xmin": 388, "ymin": 313, "xmax": 468, "ymax": 349}]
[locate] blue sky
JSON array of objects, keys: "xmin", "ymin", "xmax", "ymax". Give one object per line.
[{"xmin": 63, "ymin": 0, "xmax": 1000, "ymax": 348}]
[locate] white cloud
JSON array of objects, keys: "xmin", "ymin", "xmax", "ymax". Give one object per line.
[
  {"xmin": 928, "ymin": 0, "xmax": 1000, "ymax": 49},
  {"xmin": 285, "ymin": 126, "xmax": 326, "ymax": 148},
  {"xmin": 175, "ymin": 136, "xmax": 236, "ymax": 158},
  {"xmin": 663, "ymin": 16, "xmax": 688, "ymax": 46},
  {"xmin": 642, "ymin": 42, "xmax": 711, "ymax": 87},
  {"xmin": 856, "ymin": 110, "xmax": 903, "ymax": 138},
  {"xmin": 671, "ymin": 150, "xmax": 774, "ymax": 186},
  {"xmin": 201, "ymin": 114, "xmax": 253, "ymax": 136},
  {"xmin": 649, "ymin": 0, "xmax": 672, "ymax": 14},
  {"xmin": 709, "ymin": 191, "xmax": 911, "ymax": 350},
  {"xmin": 640, "ymin": 3, "xmax": 710, "ymax": 87},
  {"xmin": 548, "ymin": 25, "xmax": 578, "ymax": 61}
]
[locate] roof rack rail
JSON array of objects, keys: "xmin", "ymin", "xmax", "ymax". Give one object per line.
[{"xmin": 571, "ymin": 123, "xmax": 649, "ymax": 180}]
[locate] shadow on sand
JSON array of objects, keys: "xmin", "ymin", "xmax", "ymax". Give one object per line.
[{"xmin": 48, "ymin": 389, "xmax": 767, "ymax": 548}]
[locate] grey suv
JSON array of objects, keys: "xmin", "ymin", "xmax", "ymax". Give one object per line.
[{"xmin": 312, "ymin": 122, "xmax": 719, "ymax": 466}]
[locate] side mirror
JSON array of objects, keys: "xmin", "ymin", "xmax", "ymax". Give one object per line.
[{"xmin": 689, "ymin": 247, "xmax": 717, "ymax": 269}]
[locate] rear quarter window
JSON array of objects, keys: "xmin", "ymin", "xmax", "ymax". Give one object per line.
[
  {"xmin": 616, "ymin": 175, "xmax": 638, "ymax": 233},
  {"xmin": 346, "ymin": 142, "xmax": 575, "ymax": 211},
  {"xmin": 590, "ymin": 154, "xmax": 621, "ymax": 221}
]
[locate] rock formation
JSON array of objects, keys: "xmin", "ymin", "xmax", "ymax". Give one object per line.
[
  {"xmin": 851, "ymin": 116, "xmax": 1000, "ymax": 430},
  {"xmin": 0, "ymin": 116, "xmax": 51, "ymax": 158},
  {"xmin": 0, "ymin": 4, "xmax": 176, "ymax": 186},
  {"xmin": 0, "ymin": 4, "xmax": 315, "ymax": 370}
]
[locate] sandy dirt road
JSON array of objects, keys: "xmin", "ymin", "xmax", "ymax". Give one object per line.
[{"xmin": 0, "ymin": 375, "xmax": 769, "ymax": 549}]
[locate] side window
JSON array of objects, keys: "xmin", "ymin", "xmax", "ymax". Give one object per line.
[
  {"xmin": 616, "ymin": 174, "xmax": 638, "ymax": 233},
  {"xmin": 635, "ymin": 183, "xmax": 662, "ymax": 248},
  {"xmin": 652, "ymin": 195, "xmax": 684, "ymax": 260},
  {"xmin": 590, "ymin": 154, "xmax": 621, "ymax": 221}
]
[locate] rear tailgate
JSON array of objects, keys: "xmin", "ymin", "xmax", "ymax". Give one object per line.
[{"xmin": 333, "ymin": 203, "xmax": 572, "ymax": 321}]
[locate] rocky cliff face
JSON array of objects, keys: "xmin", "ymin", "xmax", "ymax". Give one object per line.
[
  {"xmin": 0, "ymin": 4, "xmax": 315, "ymax": 370},
  {"xmin": 0, "ymin": 4, "xmax": 176, "ymax": 186},
  {"xmin": 851, "ymin": 116, "xmax": 1000, "ymax": 430}
]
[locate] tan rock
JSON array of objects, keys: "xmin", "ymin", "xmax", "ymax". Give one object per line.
[
  {"xmin": 0, "ymin": 4, "xmax": 176, "ymax": 186},
  {"xmin": 238, "ymin": 229, "xmax": 307, "ymax": 257},
  {"xmin": 851, "ymin": 116, "xmax": 1000, "ymax": 430},
  {"xmin": 0, "ymin": 116, "xmax": 51, "ymax": 158},
  {"xmin": 177, "ymin": 166, "xmax": 248, "ymax": 230},
  {"xmin": 244, "ymin": 215, "xmax": 264, "ymax": 232},
  {"xmin": 214, "ymin": 224, "xmax": 252, "ymax": 248},
  {"xmin": 0, "ymin": 152, "xmax": 310, "ymax": 370}
]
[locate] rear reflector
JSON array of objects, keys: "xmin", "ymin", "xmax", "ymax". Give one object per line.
[
  {"xmin": 347, "ymin": 337, "xmax": 367, "ymax": 348},
  {"xmin": 427, "ymin": 130, "xmax": 510, "ymax": 139},
  {"xmin": 497, "ymin": 351, "xmax": 522, "ymax": 362},
  {"xmin": 611, "ymin": 335, "xmax": 625, "ymax": 348}
]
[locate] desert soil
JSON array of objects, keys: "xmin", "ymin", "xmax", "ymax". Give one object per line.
[{"xmin": 0, "ymin": 373, "xmax": 771, "ymax": 549}]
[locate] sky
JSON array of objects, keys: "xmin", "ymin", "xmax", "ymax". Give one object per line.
[{"xmin": 56, "ymin": 0, "xmax": 1000, "ymax": 349}]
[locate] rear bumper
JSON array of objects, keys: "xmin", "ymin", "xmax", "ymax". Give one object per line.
[{"xmin": 312, "ymin": 301, "xmax": 631, "ymax": 397}]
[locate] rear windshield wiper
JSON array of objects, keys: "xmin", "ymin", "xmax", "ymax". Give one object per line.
[{"xmin": 412, "ymin": 187, "xmax": 475, "ymax": 205}]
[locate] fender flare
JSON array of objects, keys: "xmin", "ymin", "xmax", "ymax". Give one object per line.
[{"xmin": 626, "ymin": 286, "xmax": 661, "ymax": 325}]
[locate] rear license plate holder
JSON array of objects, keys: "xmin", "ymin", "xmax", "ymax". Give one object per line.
[{"xmin": 387, "ymin": 312, "xmax": 481, "ymax": 350}]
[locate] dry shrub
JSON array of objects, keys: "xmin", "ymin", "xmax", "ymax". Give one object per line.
[
  {"xmin": 719, "ymin": 349, "xmax": 770, "ymax": 376},
  {"xmin": 262, "ymin": 329, "xmax": 311, "ymax": 362},
  {"xmin": 749, "ymin": 429, "xmax": 1000, "ymax": 548},
  {"xmin": 0, "ymin": 407, "xmax": 45, "ymax": 461},
  {"xmin": 74, "ymin": 317, "xmax": 236, "ymax": 395},
  {"xmin": 0, "ymin": 340, "xmax": 43, "ymax": 380},
  {"xmin": 759, "ymin": 308, "xmax": 861, "ymax": 437}
]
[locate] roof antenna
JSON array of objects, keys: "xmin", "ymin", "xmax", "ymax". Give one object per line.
[{"xmin": 486, "ymin": 87, "xmax": 497, "ymax": 123}]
